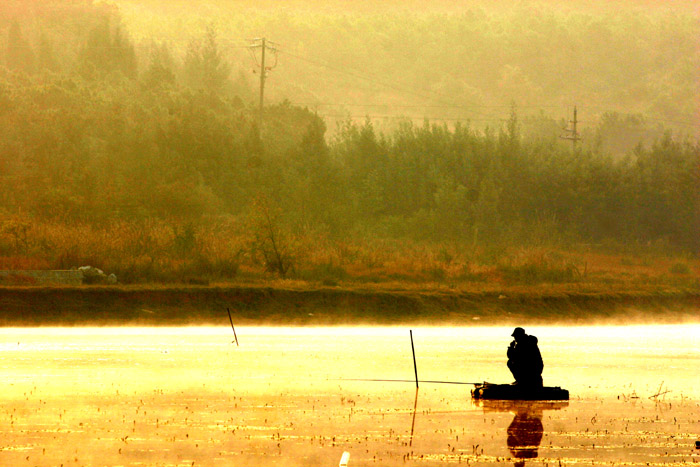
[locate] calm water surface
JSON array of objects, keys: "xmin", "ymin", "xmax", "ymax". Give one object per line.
[{"xmin": 0, "ymin": 325, "xmax": 698, "ymax": 466}]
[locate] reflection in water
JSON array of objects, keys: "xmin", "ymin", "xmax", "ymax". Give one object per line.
[
  {"xmin": 409, "ymin": 388, "xmax": 419, "ymax": 447},
  {"xmin": 506, "ymin": 405, "xmax": 543, "ymax": 465},
  {"xmin": 477, "ymin": 400, "xmax": 568, "ymax": 466}
]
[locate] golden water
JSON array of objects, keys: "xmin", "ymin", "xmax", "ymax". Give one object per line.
[{"xmin": 0, "ymin": 325, "xmax": 698, "ymax": 466}]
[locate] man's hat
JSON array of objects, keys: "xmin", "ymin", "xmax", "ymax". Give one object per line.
[{"xmin": 511, "ymin": 327, "xmax": 525, "ymax": 337}]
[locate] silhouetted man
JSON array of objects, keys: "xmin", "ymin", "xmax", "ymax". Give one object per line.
[{"xmin": 507, "ymin": 327, "xmax": 543, "ymax": 388}]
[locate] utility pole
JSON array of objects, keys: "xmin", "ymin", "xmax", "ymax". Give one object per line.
[
  {"xmin": 258, "ymin": 37, "xmax": 266, "ymax": 128},
  {"xmin": 560, "ymin": 105, "xmax": 581, "ymax": 152},
  {"xmin": 248, "ymin": 38, "xmax": 278, "ymax": 131}
]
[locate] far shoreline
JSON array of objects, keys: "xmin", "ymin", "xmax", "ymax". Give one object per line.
[{"xmin": 0, "ymin": 284, "xmax": 697, "ymax": 326}]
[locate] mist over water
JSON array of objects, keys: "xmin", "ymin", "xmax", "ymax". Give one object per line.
[{"xmin": 1, "ymin": 324, "xmax": 698, "ymax": 466}]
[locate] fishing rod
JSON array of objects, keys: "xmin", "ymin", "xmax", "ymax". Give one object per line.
[
  {"xmin": 334, "ymin": 378, "xmax": 481, "ymax": 386},
  {"xmin": 335, "ymin": 330, "xmax": 483, "ymax": 387}
]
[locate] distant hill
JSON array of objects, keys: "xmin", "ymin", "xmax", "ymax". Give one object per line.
[{"xmin": 109, "ymin": 0, "xmax": 700, "ymax": 140}]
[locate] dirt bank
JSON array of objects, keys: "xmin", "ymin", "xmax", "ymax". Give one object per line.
[{"xmin": 0, "ymin": 285, "xmax": 698, "ymax": 326}]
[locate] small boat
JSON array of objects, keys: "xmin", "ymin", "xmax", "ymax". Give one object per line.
[
  {"xmin": 471, "ymin": 382, "xmax": 569, "ymax": 401},
  {"xmin": 474, "ymin": 399, "xmax": 569, "ymax": 413}
]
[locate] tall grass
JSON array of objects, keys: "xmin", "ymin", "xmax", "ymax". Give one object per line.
[
  {"xmin": 0, "ymin": 215, "xmax": 697, "ymax": 290},
  {"xmin": 496, "ymin": 249, "xmax": 584, "ymax": 285}
]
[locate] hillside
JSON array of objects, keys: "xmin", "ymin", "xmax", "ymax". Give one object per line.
[{"xmin": 0, "ymin": 0, "xmax": 697, "ymax": 292}]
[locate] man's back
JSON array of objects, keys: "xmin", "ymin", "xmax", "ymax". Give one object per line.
[{"xmin": 507, "ymin": 328, "xmax": 543, "ymax": 387}]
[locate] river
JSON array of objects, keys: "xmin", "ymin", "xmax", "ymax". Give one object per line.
[{"xmin": 0, "ymin": 325, "xmax": 698, "ymax": 466}]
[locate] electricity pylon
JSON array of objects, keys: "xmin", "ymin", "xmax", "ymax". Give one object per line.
[{"xmin": 560, "ymin": 105, "xmax": 581, "ymax": 151}]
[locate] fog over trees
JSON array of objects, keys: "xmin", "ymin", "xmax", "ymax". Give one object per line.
[{"xmin": 0, "ymin": 1, "xmax": 697, "ymax": 282}]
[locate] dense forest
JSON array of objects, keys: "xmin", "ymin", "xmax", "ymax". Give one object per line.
[{"xmin": 0, "ymin": 0, "xmax": 698, "ymax": 285}]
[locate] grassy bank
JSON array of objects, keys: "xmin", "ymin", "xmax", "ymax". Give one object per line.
[
  {"xmin": 0, "ymin": 283, "xmax": 698, "ymax": 326},
  {"xmin": 2, "ymin": 227, "xmax": 698, "ymax": 326}
]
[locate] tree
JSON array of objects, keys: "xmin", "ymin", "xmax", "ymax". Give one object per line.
[
  {"xmin": 248, "ymin": 196, "xmax": 297, "ymax": 277},
  {"xmin": 472, "ymin": 171, "xmax": 502, "ymax": 246},
  {"xmin": 78, "ymin": 17, "xmax": 137, "ymax": 79},
  {"xmin": 183, "ymin": 26, "xmax": 230, "ymax": 93},
  {"xmin": 36, "ymin": 31, "xmax": 59, "ymax": 72},
  {"xmin": 141, "ymin": 42, "xmax": 176, "ymax": 90},
  {"xmin": 6, "ymin": 21, "xmax": 34, "ymax": 74}
]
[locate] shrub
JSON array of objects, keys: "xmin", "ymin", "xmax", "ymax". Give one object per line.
[
  {"xmin": 498, "ymin": 260, "xmax": 581, "ymax": 285},
  {"xmin": 302, "ymin": 261, "xmax": 348, "ymax": 285},
  {"xmin": 669, "ymin": 262, "xmax": 691, "ymax": 275}
]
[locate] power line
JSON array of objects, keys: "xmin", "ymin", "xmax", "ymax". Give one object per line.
[
  {"xmin": 291, "ymin": 102, "xmax": 566, "ymax": 109},
  {"xmin": 644, "ymin": 117, "xmax": 700, "ymax": 129},
  {"xmin": 276, "ymin": 50, "xmax": 700, "ymax": 130},
  {"xmin": 315, "ymin": 113, "xmax": 506, "ymax": 123},
  {"xmin": 280, "ymin": 50, "xmax": 441, "ymax": 102},
  {"xmin": 278, "ymin": 49, "xmax": 501, "ymax": 121}
]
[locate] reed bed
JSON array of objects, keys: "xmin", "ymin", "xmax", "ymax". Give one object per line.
[{"xmin": 0, "ymin": 216, "xmax": 697, "ymax": 293}]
